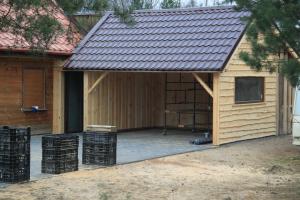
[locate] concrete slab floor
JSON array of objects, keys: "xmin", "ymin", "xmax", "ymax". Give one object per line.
[{"xmin": 0, "ymin": 129, "xmax": 213, "ymax": 187}]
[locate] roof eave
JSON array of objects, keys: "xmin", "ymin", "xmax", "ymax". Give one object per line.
[
  {"xmin": 0, "ymin": 47, "xmax": 72, "ymax": 56},
  {"xmin": 63, "ymin": 68, "xmax": 222, "ymax": 73}
]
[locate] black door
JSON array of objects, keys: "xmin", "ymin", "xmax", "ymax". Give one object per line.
[{"xmin": 65, "ymin": 72, "xmax": 83, "ymax": 133}]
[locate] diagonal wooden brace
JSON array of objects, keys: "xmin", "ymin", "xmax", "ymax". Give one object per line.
[
  {"xmin": 192, "ymin": 73, "xmax": 214, "ymax": 98},
  {"xmin": 88, "ymin": 72, "xmax": 109, "ymax": 94}
]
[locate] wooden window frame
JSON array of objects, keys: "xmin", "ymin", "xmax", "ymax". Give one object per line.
[
  {"xmin": 21, "ymin": 67, "xmax": 47, "ymax": 110},
  {"xmin": 235, "ymin": 77, "xmax": 265, "ymax": 104}
]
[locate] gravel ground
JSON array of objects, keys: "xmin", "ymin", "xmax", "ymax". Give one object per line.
[{"xmin": 0, "ymin": 135, "xmax": 299, "ymax": 200}]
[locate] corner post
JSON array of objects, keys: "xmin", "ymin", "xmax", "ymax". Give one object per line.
[
  {"xmin": 83, "ymin": 71, "xmax": 89, "ymax": 131},
  {"xmin": 52, "ymin": 63, "xmax": 65, "ymax": 134},
  {"xmin": 213, "ymin": 73, "xmax": 220, "ymax": 145}
]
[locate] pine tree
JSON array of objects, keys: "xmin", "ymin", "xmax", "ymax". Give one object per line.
[
  {"xmin": 160, "ymin": 0, "xmax": 181, "ymax": 9},
  {"xmin": 235, "ymin": 0, "xmax": 300, "ymax": 86},
  {"xmin": 185, "ymin": 0, "xmax": 197, "ymax": 8},
  {"xmin": 0, "ymin": 0, "xmax": 109, "ymax": 50},
  {"xmin": 131, "ymin": 0, "xmax": 154, "ymax": 10}
]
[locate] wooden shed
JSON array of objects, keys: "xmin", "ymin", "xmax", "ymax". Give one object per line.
[
  {"xmin": 61, "ymin": 6, "xmax": 295, "ymax": 145},
  {"xmin": 0, "ymin": 5, "xmax": 80, "ymax": 134}
]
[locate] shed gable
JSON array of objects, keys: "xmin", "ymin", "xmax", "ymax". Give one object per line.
[
  {"xmin": 65, "ymin": 6, "xmax": 250, "ymax": 71},
  {"xmin": 217, "ymin": 34, "xmax": 278, "ymax": 144}
]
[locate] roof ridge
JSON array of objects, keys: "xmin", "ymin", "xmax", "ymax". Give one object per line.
[
  {"xmin": 130, "ymin": 5, "xmax": 236, "ymax": 14},
  {"xmin": 73, "ymin": 12, "xmax": 111, "ymax": 54}
]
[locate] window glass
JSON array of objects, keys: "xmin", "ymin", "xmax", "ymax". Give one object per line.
[
  {"xmin": 22, "ymin": 68, "xmax": 46, "ymax": 109},
  {"xmin": 295, "ymin": 87, "xmax": 300, "ymax": 116},
  {"xmin": 235, "ymin": 77, "xmax": 264, "ymax": 104}
]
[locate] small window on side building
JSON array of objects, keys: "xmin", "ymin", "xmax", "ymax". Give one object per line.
[
  {"xmin": 22, "ymin": 68, "xmax": 46, "ymax": 109},
  {"xmin": 235, "ymin": 77, "xmax": 264, "ymax": 104},
  {"xmin": 294, "ymin": 86, "xmax": 300, "ymax": 116}
]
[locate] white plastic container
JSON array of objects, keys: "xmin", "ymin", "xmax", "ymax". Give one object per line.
[{"xmin": 293, "ymin": 85, "xmax": 300, "ymax": 145}]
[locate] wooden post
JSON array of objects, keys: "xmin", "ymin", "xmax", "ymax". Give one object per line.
[
  {"xmin": 287, "ymin": 80, "xmax": 293, "ymax": 134},
  {"xmin": 83, "ymin": 72, "xmax": 89, "ymax": 131},
  {"xmin": 276, "ymin": 65, "xmax": 280, "ymax": 135},
  {"xmin": 283, "ymin": 76, "xmax": 288, "ymax": 134},
  {"xmin": 52, "ymin": 65, "xmax": 65, "ymax": 134},
  {"xmin": 213, "ymin": 73, "xmax": 220, "ymax": 145},
  {"xmin": 290, "ymin": 86, "xmax": 296, "ymax": 134}
]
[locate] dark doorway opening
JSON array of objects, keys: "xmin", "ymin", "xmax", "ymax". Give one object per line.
[{"xmin": 65, "ymin": 71, "xmax": 83, "ymax": 133}]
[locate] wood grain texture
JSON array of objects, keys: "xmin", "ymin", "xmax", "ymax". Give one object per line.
[
  {"xmin": 87, "ymin": 72, "xmax": 165, "ymax": 130},
  {"xmin": 213, "ymin": 73, "xmax": 220, "ymax": 145},
  {"xmin": 0, "ymin": 57, "xmax": 54, "ymax": 134},
  {"xmin": 218, "ymin": 35, "xmax": 278, "ymax": 145},
  {"xmin": 83, "ymin": 71, "xmax": 89, "ymax": 131},
  {"xmin": 52, "ymin": 62, "xmax": 65, "ymax": 134},
  {"xmin": 86, "ymin": 72, "xmax": 212, "ymax": 131},
  {"xmin": 23, "ymin": 68, "xmax": 45, "ymax": 108}
]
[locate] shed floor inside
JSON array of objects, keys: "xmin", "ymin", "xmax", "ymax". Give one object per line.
[{"xmin": 1, "ymin": 129, "xmax": 213, "ymax": 186}]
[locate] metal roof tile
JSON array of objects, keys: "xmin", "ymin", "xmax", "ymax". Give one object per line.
[{"xmin": 65, "ymin": 6, "xmax": 249, "ymax": 71}]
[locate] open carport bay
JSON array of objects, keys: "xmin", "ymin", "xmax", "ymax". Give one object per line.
[{"xmin": 0, "ymin": 129, "xmax": 213, "ymax": 185}]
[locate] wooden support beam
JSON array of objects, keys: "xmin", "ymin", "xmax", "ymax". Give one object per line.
[
  {"xmin": 83, "ymin": 72, "xmax": 89, "ymax": 131},
  {"xmin": 212, "ymin": 73, "xmax": 220, "ymax": 145},
  {"xmin": 88, "ymin": 72, "xmax": 109, "ymax": 94},
  {"xmin": 192, "ymin": 73, "xmax": 214, "ymax": 98},
  {"xmin": 276, "ymin": 65, "xmax": 280, "ymax": 136},
  {"xmin": 52, "ymin": 65, "xmax": 65, "ymax": 134},
  {"xmin": 283, "ymin": 77, "xmax": 288, "ymax": 134}
]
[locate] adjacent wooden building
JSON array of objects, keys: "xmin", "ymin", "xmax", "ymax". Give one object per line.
[{"xmin": 0, "ymin": 6, "xmax": 80, "ymax": 134}]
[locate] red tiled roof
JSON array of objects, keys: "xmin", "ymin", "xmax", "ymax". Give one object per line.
[{"xmin": 0, "ymin": 3, "xmax": 81, "ymax": 55}]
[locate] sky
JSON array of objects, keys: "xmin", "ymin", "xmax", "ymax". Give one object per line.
[
  {"xmin": 158, "ymin": 0, "xmax": 233, "ymax": 8},
  {"xmin": 78, "ymin": 0, "xmax": 234, "ymax": 14}
]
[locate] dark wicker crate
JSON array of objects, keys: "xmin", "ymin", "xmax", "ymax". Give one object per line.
[
  {"xmin": 82, "ymin": 153, "xmax": 116, "ymax": 166},
  {"xmin": 41, "ymin": 160, "xmax": 78, "ymax": 174},
  {"xmin": 82, "ymin": 132, "xmax": 117, "ymax": 166},
  {"xmin": 42, "ymin": 134, "xmax": 78, "ymax": 149},
  {"xmin": 0, "ymin": 126, "xmax": 31, "ymax": 142},
  {"xmin": 0, "ymin": 126, "xmax": 30, "ymax": 183},
  {"xmin": 83, "ymin": 132, "xmax": 117, "ymax": 144},
  {"xmin": 41, "ymin": 134, "xmax": 79, "ymax": 174},
  {"xmin": 0, "ymin": 142, "xmax": 30, "ymax": 154},
  {"xmin": 0, "ymin": 166, "xmax": 30, "ymax": 183},
  {"xmin": 0, "ymin": 154, "xmax": 29, "ymax": 163},
  {"xmin": 42, "ymin": 149, "xmax": 78, "ymax": 162},
  {"xmin": 83, "ymin": 144, "xmax": 116, "ymax": 154}
]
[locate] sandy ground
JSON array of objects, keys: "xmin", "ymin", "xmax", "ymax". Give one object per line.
[{"xmin": 1, "ymin": 135, "xmax": 300, "ymax": 200}]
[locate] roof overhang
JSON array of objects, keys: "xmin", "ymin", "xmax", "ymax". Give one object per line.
[
  {"xmin": 63, "ymin": 69, "xmax": 220, "ymax": 73},
  {"xmin": 0, "ymin": 48, "xmax": 72, "ymax": 57},
  {"xmin": 65, "ymin": 6, "xmax": 250, "ymax": 72}
]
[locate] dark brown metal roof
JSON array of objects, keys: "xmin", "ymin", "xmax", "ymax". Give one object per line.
[{"xmin": 65, "ymin": 6, "xmax": 249, "ymax": 71}]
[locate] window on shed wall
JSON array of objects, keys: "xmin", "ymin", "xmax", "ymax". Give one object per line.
[
  {"xmin": 235, "ymin": 77, "xmax": 264, "ymax": 104},
  {"xmin": 295, "ymin": 86, "xmax": 300, "ymax": 116},
  {"xmin": 22, "ymin": 68, "xmax": 46, "ymax": 109}
]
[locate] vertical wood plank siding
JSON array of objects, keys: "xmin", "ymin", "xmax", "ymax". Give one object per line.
[
  {"xmin": 87, "ymin": 72, "xmax": 165, "ymax": 130},
  {"xmin": 218, "ymin": 35, "xmax": 278, "ymax": 144},
  {"xmin": 87, "ymin": 72, "xmax": 212, "ymax": 130},
  {"xmin": 0, "ymin": 58, "xmax": 53, "ymax": 134}
]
